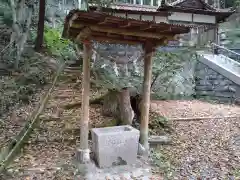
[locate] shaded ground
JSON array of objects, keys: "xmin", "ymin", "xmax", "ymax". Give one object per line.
[
  {"xmin": 0, "ymin": 74, "xmax": 109, "ymax": 180},
  {"xmin": 1, "ymin": 73, "xmax": 240, "ymax": 179},
  {"xmin": 1, "ymin": 73, "xmax": 160, "ymax": 180},
  {"xmin": 151, "ymin": 100, "xmax": 240, "ymax": 179}
]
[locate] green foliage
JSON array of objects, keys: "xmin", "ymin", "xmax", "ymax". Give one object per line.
[
  {"xmin": 44, "ymin": 26, "xmax": 76, "ymax": 59},
  {"xmin": 149, "ymin": 111, "xmax": 172, "ymax": 135},
  {"xmin": 234, "ymin": 0, "xmax": 240, "ymax": 7},
  {"xmin": 225, "ymin": 0, "xmax": 240, "ymax": 7},
  {"xmin": 232, "ymin": 168, "xmax": 240, "ymax": 179},
  {"xmin": 150, "ymin": 149, "xmax": 176, "ymax": 179},
  {"xmin": 0, "ymin": 2, "xmax": 12, "ymax": 27},
  {"xmin": 150, "ymin": 47, "xmax": 197, "ymax": 98}
]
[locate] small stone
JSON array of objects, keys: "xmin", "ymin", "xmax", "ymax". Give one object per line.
[
  {"xmin": 105, "ymin": 176, "xmax": 112, "ymax": 180},
  {"xmin": 121, "ymin": 173, "xmax": 131, "ymax": 179},
  {"xmin": 112, "ymin": 175, "xmax": 121, "ymax": 180},
  {"xmin": 143, "ymin": 168, "xmax": 151, "ymax": 173},
  {"xmin": 141, "ymin": 176, "xmax": 151, "ymax": 180},
  {"xmin": 131, "ymin": 169, "xmax": 143, "ymax": 178},
  {"xmin": 138, "ymin": 143, "xmax": 146, "ymax": 156},
  {"xmin": 7, "ymin": 168, "xmax": 14, "ymax": 173}
]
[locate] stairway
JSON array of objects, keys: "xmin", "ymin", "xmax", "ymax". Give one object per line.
[{"xmin": 195, "ymin": 43, "xmax": 240, "ymax": 103}]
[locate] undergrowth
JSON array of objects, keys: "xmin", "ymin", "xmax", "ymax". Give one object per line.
[
  {"xmin": 149, "ymin": 111, "xmax": 172, "ymax": 135},
  {"xmin": 0, "ymin": 55, "xmax": 53, "ymax": 117},
  {"xmin": 150, "ymin": 148, "xmax": 176, "ymax": 180},
  {"xmin": 43, "ymin": 26, "xmax": 76, "ymax": 60}
]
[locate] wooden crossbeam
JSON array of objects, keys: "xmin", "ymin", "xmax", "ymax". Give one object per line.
[
  {"xmin": 76, "ymin": 27, "xmax": 92, "ymax": 42},
  {"xmin": 89, "ymin": 35, "xmax": 144, "ymax": 45},
  {"xmin": 120, "ymin": 22, "xmax": 132, "ymax": 28},
  {"xmin": 69, "ymin": 26, "xmax": 176, "ymax": 46},
  {"xmin": 88, "ymin": 25, "xmax": 170, "ymax": 39},
  {"xmin": 140, "ymin": 24, "xmax": 154, "ymax": 31}
]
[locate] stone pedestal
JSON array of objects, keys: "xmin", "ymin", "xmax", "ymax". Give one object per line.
[{"xmin": 91, "ymin": 125, "xmax": 140, "ymax": 168}]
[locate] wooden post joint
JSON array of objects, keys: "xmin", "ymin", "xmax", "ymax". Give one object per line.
[{"xmin": 143, "ymin": 41, "xmax": 156, "ymax": 54}]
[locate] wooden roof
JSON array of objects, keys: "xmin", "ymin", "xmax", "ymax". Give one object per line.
[
  {"xmin": 165, "ymin": 0, "xmax": 215, "ymax": 10},
  {"xmin": 89, "ymin": 3, "xmax": 160, "ymax": 13},
  {"xmin": 62, "ymin": 9, "xmax": 191, "ymax": 46},
  {"xmin": 159, "ymin": 0, "xmax": 235, "ymax": 22}
]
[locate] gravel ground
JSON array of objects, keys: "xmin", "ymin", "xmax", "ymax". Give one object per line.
[{"xmin": 151, "ymin": 100, "xmax": 240, "ymax": 179}]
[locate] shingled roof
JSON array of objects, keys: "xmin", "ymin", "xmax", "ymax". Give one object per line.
[
  {"xmin": 158, "ymin": 0, "xmax": 235, "ymax": 22},
  {"xmin": 165, "ymin": 0, "xmax": 215, "ymax": 10}
]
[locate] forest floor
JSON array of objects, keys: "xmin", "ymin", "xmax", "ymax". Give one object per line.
[
  {"xmin": 151, "ymin": 101, "xmax": 240, "ymax": 179},
  {"xmin": 0, "ymin": 71, "xmax": 240, "ymax": 179}
]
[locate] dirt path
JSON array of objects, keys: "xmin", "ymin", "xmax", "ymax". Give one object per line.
[{"xmin": 151, "ymin": 100, "xmax": 240, "ymax": 179}]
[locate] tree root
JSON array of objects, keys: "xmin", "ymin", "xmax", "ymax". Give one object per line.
[{"xmin": 63, "ymin": 95, "xmax": 105, "ymax": 109}]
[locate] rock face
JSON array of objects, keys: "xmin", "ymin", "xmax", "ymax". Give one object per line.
[
  {"xmin": 151, "ymin": 60, "xmax": 196, "ymax": 98},
  {"xmin": 195, "ymin": 62, "xmax": 240, "ymax": 104}
]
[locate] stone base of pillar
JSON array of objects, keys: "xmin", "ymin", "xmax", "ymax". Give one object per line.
[
  {"xmin": 76, "ymin": 148, "xmax": 90, "ymax": 163},
  {"xmin": 137, "ymin": 143, "xmax": 149, "ymax": 158}
]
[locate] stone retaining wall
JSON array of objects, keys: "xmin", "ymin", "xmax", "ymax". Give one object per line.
[{"xmin": 195, "ymin": 62, "xmax": 240, "ymax": 104}]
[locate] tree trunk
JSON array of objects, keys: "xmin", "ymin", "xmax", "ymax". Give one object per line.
[
  {"xmin": 102, "ymin": 89, "xmax": 120, "ymax": 118},
  {"xmin": 102, "ymin": 88, "xmax": 134, "ymax": 125},
  {"xmin": 118, "ymin": 88, "xmax": 134, "ymax": 125},
  {"xmin": 35, "ymin": 0, "xmax": 46, "ymax": 52}
]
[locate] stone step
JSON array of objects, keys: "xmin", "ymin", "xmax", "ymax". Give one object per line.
[{"xmin": 197, "ymin": 52, "xmax": 240, "ymax": 86}]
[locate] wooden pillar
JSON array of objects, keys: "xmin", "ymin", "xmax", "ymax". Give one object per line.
[
  {"xmin": 150, "ymin": 0, "xmax": 153, "ymax": 6},
  {"xmin": 76, "ymin": 40, "xmax": 91, "ymax": 163},
  {"xmin": 139, "ymin": 42, "xmax": 154, "ymax": 153},
  {"xmin": 213, "ymin": 24, "xmax": 219, "ymax": 54}
]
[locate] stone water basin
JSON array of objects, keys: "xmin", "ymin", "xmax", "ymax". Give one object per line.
[{"xmin": 91, "ymin": 125, "xmax": 140, "ymax": 168}]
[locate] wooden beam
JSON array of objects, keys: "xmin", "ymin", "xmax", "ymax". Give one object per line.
[
  {"xmin": 98, "ymin": 18, "xmax": 109, "ymax": 25},
  {"xmin": 120, "ymin": 22, "xmax": 132, "ymax": 28},
  {"xmin": 139, "ymin": 41, "xmax": 154, "ymax": 155},
  {"xmin": 76, "ymin": 27, "xmax": 92, "ymax": 42},
  {"xmin": 70, "ymin": 22, "xmax": 177, "ymax": 39},
  {"xmin": 76, "ymin": 41, "xmax": 91, "ymax": 163},
  {"xmin": 91, "ymin": 35, "xmax": 143, "ymax": 45},
  {"xmin": 140, "ymin": 24, "xmax": 153, "ymax": 30},
  {"xmin": 70, "ymin": 27, "xmax": 175, "ymax": 46},
  {"xmin": 88, "ymin": 25, "xmax": 168, "ymax": 39},
  {"xmin": 151, "ymin": 0, "xmax": 154, "ymax": 6}
]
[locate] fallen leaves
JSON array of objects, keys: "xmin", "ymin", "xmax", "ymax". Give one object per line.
[{"xmin": 152, "ymin": 100, "xmax": 240, "ymax": 179}]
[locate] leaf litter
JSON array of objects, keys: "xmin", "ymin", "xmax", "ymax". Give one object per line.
[
  {"xmin": 1, "ymin": 75, "xmax": 240, "ymax": 179},
  {"xmin": 150, "ymin": 100, "xmax": 240, "ymax": 179},
  {"xmin": 1, "ymin": 78, "xmax": 113, "ymax": 180}
]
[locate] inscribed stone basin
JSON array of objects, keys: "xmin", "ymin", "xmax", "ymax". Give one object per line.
[{"xmin": 91, "ymin": 125, "xmax": 140, "ymax": 168}]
